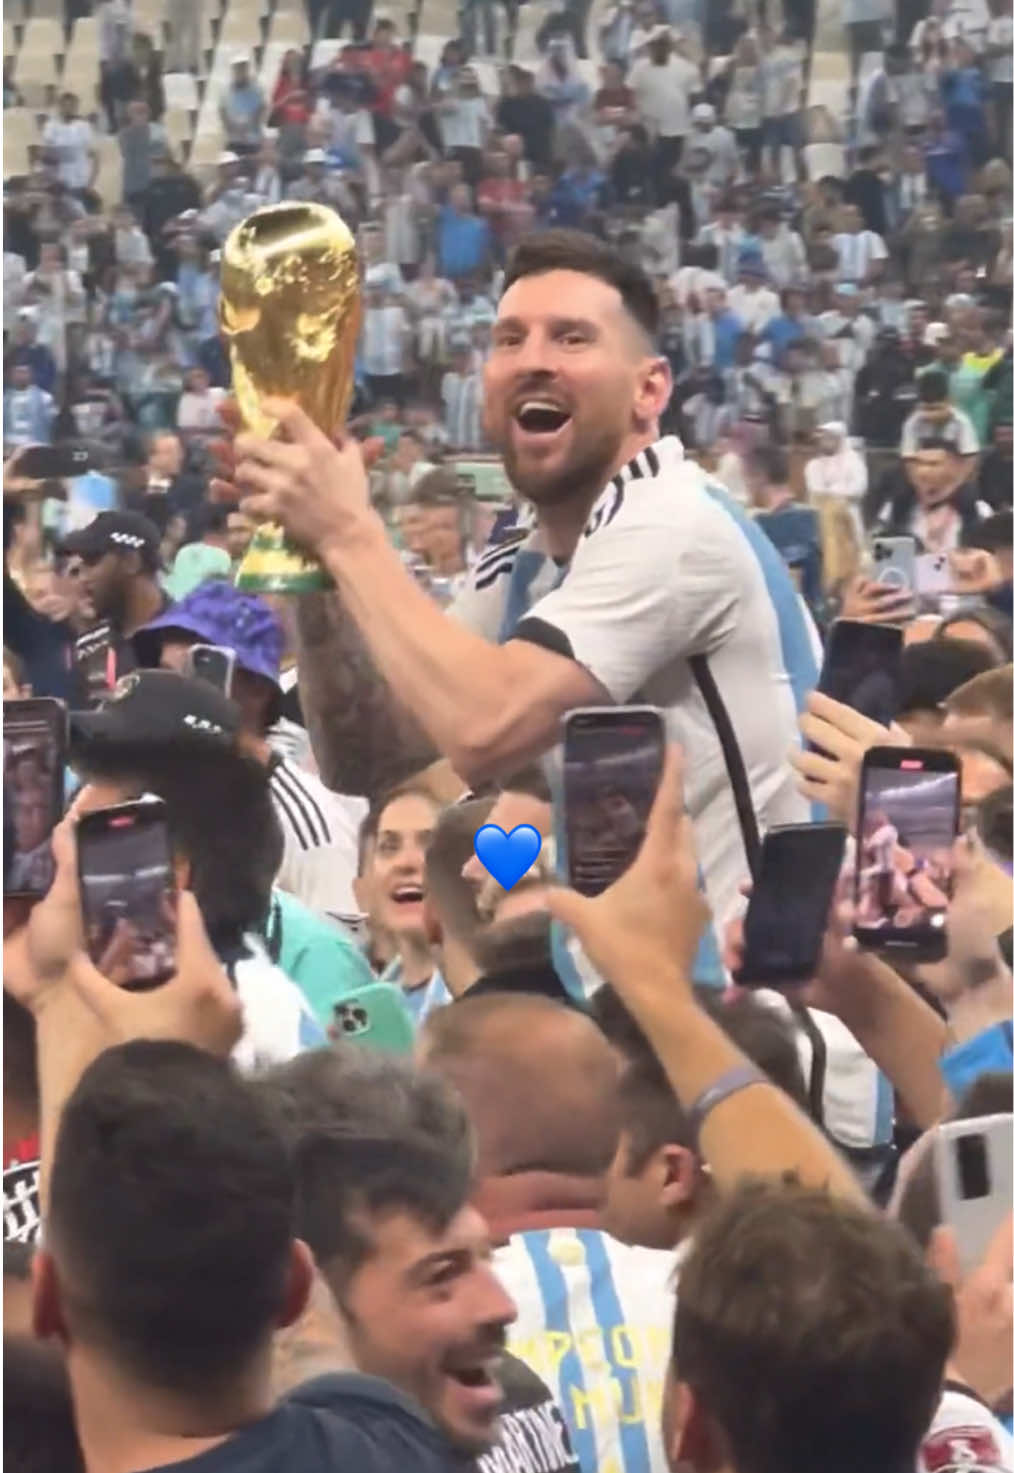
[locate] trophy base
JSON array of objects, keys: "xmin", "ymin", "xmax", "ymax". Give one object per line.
[{"xmin": 234, "ymin": 524, "xmax": 331, "ymax": 594}]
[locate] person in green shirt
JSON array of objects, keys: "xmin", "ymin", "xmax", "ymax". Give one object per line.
[{"xmin": 263, "ymin": 887, "xmax": 376, "ymax": 1033}]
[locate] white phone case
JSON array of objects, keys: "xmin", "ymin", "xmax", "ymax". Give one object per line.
[{"xmin": 933, "ymin": 1114, "xmax": 1013, "ymax": 1276}]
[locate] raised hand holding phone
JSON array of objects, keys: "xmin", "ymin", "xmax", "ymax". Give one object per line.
[{"xmin": 548, "ymin": 743, "xmax": 710, "ymax": 994}]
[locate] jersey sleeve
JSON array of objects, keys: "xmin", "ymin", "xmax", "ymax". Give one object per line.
[{"xmin": 510, "ymin": 473, "xmax": 741, "ymax": 702}]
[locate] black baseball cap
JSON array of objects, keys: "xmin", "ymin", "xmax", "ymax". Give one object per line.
[
  {"xmin": 69, "ymin": 670, "xmax": 240, "ymax": 754},
  {"xmin": 60, "ymin": 511, "xmax": 162, "ymax": 572}
]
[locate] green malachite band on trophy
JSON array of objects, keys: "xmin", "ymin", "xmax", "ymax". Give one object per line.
[{"xmin": 233, "ymin": 525, "xmax": 332, "ymax": 593}]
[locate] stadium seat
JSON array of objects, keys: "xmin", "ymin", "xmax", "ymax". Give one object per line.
[
  {"xmin": 12, "ymin": 50, "xmax": 59, "ymax": 108},
  {"xmin": 163, "ymin": 70, "xmax": 201, "ymax": 111},
  {"xmin": 20, "ymin": 17, "xmax": 64, "ymax": 57},
  {"xmin": 265, "ymin": 8, "xmax": 309, "ymax": 49}
]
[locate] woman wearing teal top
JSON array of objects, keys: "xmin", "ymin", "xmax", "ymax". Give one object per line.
[{"xmin": 264, "ymin": 888, "xmax": 376, "ymax": 1031}]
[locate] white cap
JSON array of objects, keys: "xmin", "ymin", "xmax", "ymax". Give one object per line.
[
  {"xmin": 304, "ymin": 147, "xmax": 327, "ymax": 163},
  {"xmin": 924, "ymin": 321, "xmax": 950, "ymax": 346},
  {"xmin": 642, "ymin": 23, "xmax": 672, "ymax": 42},
  {"xmin": 217, "ymin": 150, "xmax": 240, "ymax": 165},
  {"xmin": 691, "ymin": 102, "xmax": 716, "ymax": 123},
  {"xmin": 230, "ymin": 50, "xmax": 251, "ymax": 65}
]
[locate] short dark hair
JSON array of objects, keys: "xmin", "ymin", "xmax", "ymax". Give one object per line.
[
  {"xmin": 425, "ymin": 796, "xmax": 495, "ymax": 945},
  {"xmin": 917, "ymin": 369, "xmax": 950, "ymax": 404},
  {"xmin": 254, "ymin": 1046, "xmax": 473, "ymax": 1295},
  {"xmin": 674, "ymin": 1179, "xmax": 955, "ymax": 1473},
  {"xmin": 943, "ymin": 663, "xmax": 1014, "ymax": 722},
  {"xmin": 748, "ymin": 444, "xmax": 791, "ymax": 486},
  {"xmin": 192, "ymin": 501, "xmax": 230, "ymax": 538},
  {"xmin": 503, "ymin": 230, "xmax": 660, "ymax": 343},
  {"xmin": 76, "ymin": 750, "xmax": 282, "ymax": 947},
  {"xmin": 3, "ymin": 1337, "xmax": 84, "ymax": 1473},
  {"xmin": 897, "ymin": 638, "xmax": 1000, "ymax": 717},
  {"xmin": 48, "ymin": 1041, "xmax": 294, "ymax": 1399},
  {"xmin": 619, "ymin": 990, "xmax": 809, "ymax": 1173}
]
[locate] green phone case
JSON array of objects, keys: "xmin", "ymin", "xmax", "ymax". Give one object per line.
[{"xmin": 329, "ymin": 982, "xmax": 416, "ymax": 1054}]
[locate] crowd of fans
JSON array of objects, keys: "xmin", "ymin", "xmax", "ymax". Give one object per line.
[{"xmin": 3, "ymin": 0, "xmax": 1014, "ymax": 1467}]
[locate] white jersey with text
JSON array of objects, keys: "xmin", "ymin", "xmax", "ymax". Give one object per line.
[
  {"xmin": 450, "ymin": 438, "xmax": 816, "ymax": 927},
  {"xmin": 495, "ymin": 1227, "xmax": 677, "ymax": 1473}
]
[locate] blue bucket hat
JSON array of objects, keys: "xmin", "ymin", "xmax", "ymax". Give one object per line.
[{"xmin": 132, "ymin": 578, "xmax": 285, "ymax": 688}]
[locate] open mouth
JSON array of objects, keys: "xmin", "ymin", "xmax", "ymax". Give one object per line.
[
  {"xmin": 513, "ymin": 398, "xmax": 572, "ymax": 436},
  {"xmin": 390, "ymin": 883, "xmax": 424, "ymax": 908},
  {"xmin": 443, "ymin": 1354, "xmax": 504, "ymax": 1400}
]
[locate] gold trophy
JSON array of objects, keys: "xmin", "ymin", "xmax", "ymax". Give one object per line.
[{"xmin": 220, "ymin": 202, "xmax": 361, "ymax": 592}]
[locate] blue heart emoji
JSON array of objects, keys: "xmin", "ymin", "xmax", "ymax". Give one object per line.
[{"xmin": 473, "ymin": 823, "xmax": 543, "ymax": 891}]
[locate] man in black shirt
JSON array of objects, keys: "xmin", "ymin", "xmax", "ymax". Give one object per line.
[
  {"xmin": 13, "ymin": 870, "xmax": 465, "ymax": 1473},
  {"xmin": 496, "ymin": 67, "xmax": 555, "ymax": 174},
  {"xmin": 61, "ymin": 510, "xmax": 170, "ymax": 700}
]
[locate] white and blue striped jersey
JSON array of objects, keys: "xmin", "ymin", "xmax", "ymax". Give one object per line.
[
  {"xmin": 450, "ymin": 437, "xmax": 818, "ymax": 930},
  {"xmin": 230, "ymin": 938, "xmax": 327, "ymax": 1072},
  {"xmin": 494, "ymin": 1227, "xmax": 677, "ymax": 1473}
]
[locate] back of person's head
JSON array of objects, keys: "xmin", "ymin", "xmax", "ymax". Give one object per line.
[
  {"xmin": 79, "ymin": 749, "xmax": 283, "ymax": 945},
  {"xmin": 943, "ymin": 663, "xmax": 1014, "ymax": 765},
  {"xmin": 897, "ymin": 638, "xmax": 999, "ymax": 726},
  {"xmin": 936, "ymin": 607, "xmax": 1013, "ymax": 663},
  {"xmin": 3, "ymin": 1336, "xmax": 83, "ymax": 1473},
  {"xmin": 603, "ymin": 989, "xmax": 809, "ymax": 1249},
  {"xmin": 917, "ymin": 368, "xmax": 950, "ymax": 405},
  {"xmin": 894, "ymin": 1072, "xmax": 1014, "ymax": 1250},
  {"xmin": 420, "ymin": 993, "xmax": 621, "ymax": 1178},
  {"xmin": 670, "ymin": 1179, "xmax": 954, "ymax": 1473},
  {"xmin": 423, "ymin": 796, "xmax": 494, "ymax": 966},
  {"xmin": 967, "ymin": 510, "xmax": 1013, "ymax": 556},
  {"xmin": 747, "ymin": 443, "xmax": 790, "ymax": 488},
  {"xmin": 41, "ymin": 1040, "xmax": 299, "ymax": 1402},
  {"xmin": 254, "ymin": 1044, "xmax": 473, "ymax": 1294}
]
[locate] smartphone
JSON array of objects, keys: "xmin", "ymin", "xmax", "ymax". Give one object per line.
[
  {"xmin": 734, "ymin": 822, "xmax": 848, "ymax": 986},
  {"xmin": 3, "ymin": 698, "xmax": 66, "ymax": 897},
  {"xmin": 915, "ymin": 551, "xmax": 955, "ymax": 598},
  {"xmin": 854, "ymin": 746, "xmax": 961, "ymax": 961},
  {"xmin": 15, "ymin": 445, "xmax": 91, "ymax": 480},
  {"xmin": 74, "ymin": 622, "xmax": 115, "ymax": 706},
  {"xmin": 933, "ymin": 1114, "xmax": 1013, "ymax": 1276},
  {"xmin": 76, "ymin": 799, "xmax": 178, "ymax": 990},
  {"xmin": 871, "ymin": 535, "xmax": 917, "ymax": 597},
  {"xmin": 562, "ymin": 706, "xmax": 666, "ymax": 897},
  {"xmin": 184, "ymin": 644, "xmax": 236, "ymax": 698},
  {"xmin": 328, "ymin": 983, "xmax": 415, "ymax": 1054},
  {"xmin": 816, "ymin": 620, "xmax": 904, "ymax": 729}
]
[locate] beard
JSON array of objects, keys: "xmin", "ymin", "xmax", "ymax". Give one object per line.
[{"xmin": 499, "ymin": 413, "xmax": 627, "ymax": 509}]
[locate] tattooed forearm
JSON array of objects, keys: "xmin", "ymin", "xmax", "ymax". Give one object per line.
[{"xmin": 294, "ymin": 590, "xmax": 439, "ymax": 800}]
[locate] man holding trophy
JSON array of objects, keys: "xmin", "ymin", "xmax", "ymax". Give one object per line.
[{"xmin": 222, "ymin": 211, "xmax": 811, "ymax": 929}]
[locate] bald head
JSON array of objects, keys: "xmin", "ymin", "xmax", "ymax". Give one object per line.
[{"xmin": 420, "ymin": 994, "xmax": 621, "ymax": 1180}]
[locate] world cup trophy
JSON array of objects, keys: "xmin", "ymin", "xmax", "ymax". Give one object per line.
[{"xmin": 220, "ymin": 202, "xmax": 361, "ymax": 592}]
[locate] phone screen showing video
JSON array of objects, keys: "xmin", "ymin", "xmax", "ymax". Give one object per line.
[
  {"xmin": 818, "ymin": 621, "xmax": 904, "ymax": 728},
  {"xmin": 78, "ymin": 803, "xmax": 177, "ymax": 990},
  {"xmin": 564, "ymin": 710, "xmax": 664, "ymax": 897},
  {"xmin": 3, "ymin": 700, "xmax": 65, "ymax": 897},
  {"xmin": 856, "ymin": 755, "xmax": 959, "ymax": 948}
]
